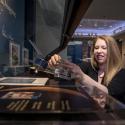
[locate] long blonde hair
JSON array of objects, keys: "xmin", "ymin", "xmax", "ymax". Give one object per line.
[{"xmin": 90, "ymin": 35, "xmax": 122, "ymax": 86}]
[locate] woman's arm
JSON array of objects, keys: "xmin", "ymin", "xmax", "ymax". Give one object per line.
[
  {"xmin": 82, "ymin": 73, "xmax": 108, "ymax": 94},
  {"xmin": 61, "ymin": 60, "xmax": 108, "ymax": 94}
]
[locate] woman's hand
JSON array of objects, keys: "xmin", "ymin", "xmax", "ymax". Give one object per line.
[
  {"xmin": 48, "ymin": 54, "xmax": 61, "ymax": 67},
  {"xmin": 61, "ymin": 60, "xmax": 85, "ymax": 83}
]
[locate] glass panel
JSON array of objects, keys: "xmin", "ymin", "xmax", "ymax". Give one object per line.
[
  {"xmin": 35, "ymin": 0, "xmax": 66, "ymax": 56},
  {"xmin": 77, "ymin": 84, "xmax": 125, "ymax": 110},
  {"xmin": 0, "ymin": 0, "xmax": 66, "ymax": 77}
]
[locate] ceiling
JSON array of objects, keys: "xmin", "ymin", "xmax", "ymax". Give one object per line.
[
  {"xmin": 74, "ymin": 0, "xmax": 125, "ymax": 37},
  {"xmin": 84, "ymin": 0, "xmax": 125, "ymax": 20}
]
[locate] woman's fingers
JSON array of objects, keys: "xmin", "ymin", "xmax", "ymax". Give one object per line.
[
  {"xmin": 53, "ymin": 54, "xmax": 61, "ymax": 62},
  {"xmin": 61, "ymin": 60, "xmax": 76, "ymax": 70},
  {"xmin": 48, "ymin": 54, "xmax": 61, "ymax": 67}
]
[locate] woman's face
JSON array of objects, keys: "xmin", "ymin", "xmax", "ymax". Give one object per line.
[{"xmin": 94, "ymin": 38, "xmax": 107, "ymax": 65}]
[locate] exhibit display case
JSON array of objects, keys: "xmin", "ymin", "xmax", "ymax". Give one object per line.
[
  {"xmin": 0, "ymin": 0, "xmax": 125, "ymax": 125},
  {"xmin": 0, "ymin": 79, "xmax": 125, "ymax": 125}
]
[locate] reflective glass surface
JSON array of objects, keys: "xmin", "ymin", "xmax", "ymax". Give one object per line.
[{"xmin": 0, "ymin": 0, "xmax": 125, "ymax": 124}]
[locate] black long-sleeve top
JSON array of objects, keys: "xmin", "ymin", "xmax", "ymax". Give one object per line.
[{"xmin": 79, "ymin": 61, "xmax": 125, "ymax": 104}]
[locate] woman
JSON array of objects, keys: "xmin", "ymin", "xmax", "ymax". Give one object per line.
[{"xmin": 48, "ymin": 35, "xmax": 125, "ymax": 104}]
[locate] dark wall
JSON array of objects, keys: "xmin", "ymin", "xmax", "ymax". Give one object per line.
[
  {"xmin": 24, "ymin": 0, "xmax": 36, "ymax": 63},
  {"xmin": 0, "ymin": 0, "xmax": 25, "ymax": 65}
]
